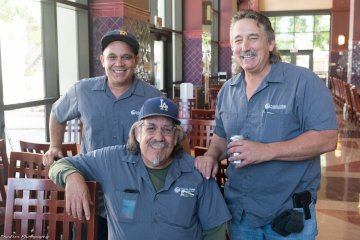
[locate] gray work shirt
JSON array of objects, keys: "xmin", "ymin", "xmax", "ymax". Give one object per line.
[
  {"xmin": 52, "ymin": 76, "xmax": 162, "ymax": 153},
  {"xmin": 215, "ymin": 62, "xmax": 337, "ymax": 227},
  {"xmin": 64, "ymin": 146, "xmax": 232, "ymax": 240}
]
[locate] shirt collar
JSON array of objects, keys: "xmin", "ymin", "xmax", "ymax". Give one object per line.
[
  {"xmin": 229, "ymin": 63, "xmax": 284, "ymax": 86},
  {"xmin": 90, "ymin": 76, "xmax": 147, "ymax": 98}
]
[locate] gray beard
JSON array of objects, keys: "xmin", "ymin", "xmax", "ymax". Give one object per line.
[
  {"xmin": 151, "ymin": 152, "xmax": 161, "ymax": 167},
  {"xmin": 151, "ymin": 157, "xmax": 160, "ymax": 167}
]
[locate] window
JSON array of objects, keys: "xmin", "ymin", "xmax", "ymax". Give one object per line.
[
  {"xmin": 269, "ymin": 13, "xmax": 330, "ymax": 79},
  {"xmin": 0, "ymin": 0, "xmax": 89, "ymax": 151}
]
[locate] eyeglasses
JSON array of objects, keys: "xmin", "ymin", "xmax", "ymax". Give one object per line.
[{"xmin": 141, "ymin": 123, "xmax": 176, "ymax": 136}]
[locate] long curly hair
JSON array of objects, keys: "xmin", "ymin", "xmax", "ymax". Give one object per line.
[
  {"xmin": 127, "ymin": 120, "xmax": 185, "ymax": 157},
  {"xmin": 230, "ymin": 9, "xmax": 281, "ymax": 73}
]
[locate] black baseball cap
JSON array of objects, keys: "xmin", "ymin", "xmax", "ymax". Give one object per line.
[
  {"xmin": 138, "ymin": 97, "xmax": 180, "ymax": 125},
  {"xmin": 101, "ymin": 29, "xmax": 140, "ymax": 55}
]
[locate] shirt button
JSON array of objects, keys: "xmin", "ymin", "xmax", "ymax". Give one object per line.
[{"xmin": 113, "ymin": 136, "xmax": 117, "ymax": 139}]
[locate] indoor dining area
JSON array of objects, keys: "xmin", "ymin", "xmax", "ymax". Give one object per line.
[{"xmin": 0, "ymin": 0, "xmax": 360, "ymax": 239}]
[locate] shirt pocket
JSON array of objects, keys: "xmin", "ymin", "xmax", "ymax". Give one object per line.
[
  {"xmin": 115, "ymin": 190, "xmax": 140, "ymax": 223},
  {"xmin": 159, "ymin": 194, "xmax": 197, "ymax": 228},
  {"xmin": 260, "ymin": 110, "xmax": 299, "ymax": 142}
]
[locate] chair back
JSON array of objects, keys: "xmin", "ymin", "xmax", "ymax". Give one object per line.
[
  {"xmin": 65, "ymin": 118, "xmax": 83, "ymax": 144},
  {"xmin": 8, "ymin": 151, "xmax": 49, "ymax": 179},
  {"xmin": 0, "ymin": 164, "xmax": 6, "ymax": 226},
  {"xmin": 0, "ymin": 139, "xmax": 9, "ymax": 184},
  {"xmin": 208, "ymin": 88, "xmax": 219, "ymax": 109},
  {"xmin": 179, "ymin": 119, "xmax": 215, "ymax": 149},
  {"xmin": 20, "ymin": 140, "xmax": 78, "ymax": 157},
  {"xmin": 191, "ymin": 109, "xmax": 215, "ymax": 120},
  {"xmin": 4, "ymin": 178, "xmax": 99, "ymax": 239},
  {"xmin": 173, "ymin": 98, "xmax": 197, "ymax": 118}
]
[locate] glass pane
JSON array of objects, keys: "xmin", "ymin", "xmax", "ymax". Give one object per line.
[
  {"xmin": 0, "ymin": 0, "xmax": 44, "ymax": 104},
  {"xmin": 295, "ymin": 16, "xmax": 314, "ymax": 33},
  {"xmin": 294, "ymin": 33, "xmax": 313, "ymax": 50},
  {"xmin": 68, "ymin": 0, "xmax": 88, "ymax": 4},
  {"xmin": 315, "ymin": 15, "xmax": 330, "ymax": 32},
  {"xmin": 5, "ymin": 107, "xmax": 46, "ymax": 152},
  {"xmin": 313, "ymin": 50, "xmax": 329, "ymax": 79},
  {"xmin": 269, "ymin": 17, "xmax": 276, "ymax": 30},
  {"xmin": 281, "ymin": 55, "xmax": 292, "ymax": 64},
  {"xmin": 296, "ymin": 55, "xmax": 310, "ymax": 69},
  {"xmin": 276, "ymin": 33, "xmax": 294, "ymax": 50},
  {"xmin": 275, "ymin": 16, "xmax": 294, "ymax": 33},
  {"xmin": 57, "ymin": 4, "xmax": 79, "ymax": 95},
  {"xmin": 154, "ymin": 40, "xmax": 164, "ymax": 90},
  {"xmin": 314, "ymin": 32, "xmax": 330, "ymax": 51}
]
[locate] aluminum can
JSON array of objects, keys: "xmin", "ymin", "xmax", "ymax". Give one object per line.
[{"xmin": 230, "ymin": 135, "xmax": 244, "ymax": 164}]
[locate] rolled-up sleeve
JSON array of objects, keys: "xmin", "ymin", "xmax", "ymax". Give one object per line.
[{"xmin": 49, "ymin": 158, "xmax": 80, "ymax": 188}]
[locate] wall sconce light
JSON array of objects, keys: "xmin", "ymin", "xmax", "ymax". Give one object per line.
[
  {"xmin": 202, "ymin": 1, "xmax": 212, "ymax": 25},
  {"xmin": 338, "ymin": 34, "xmax": 346, "ymax": 46}
]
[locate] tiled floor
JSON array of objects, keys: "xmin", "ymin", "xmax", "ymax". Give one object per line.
[{"xmin": 316, "ymin": 108, "xmax": 360, "ymax": 239}]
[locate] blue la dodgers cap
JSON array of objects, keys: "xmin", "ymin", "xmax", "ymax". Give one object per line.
[
  {"xmin": 101, "ymin": 29, "xmax": 140, "ymax": 54},
  {"xmin": 138, "ymin": 97, "xmax": 181, "ymax": 125}
]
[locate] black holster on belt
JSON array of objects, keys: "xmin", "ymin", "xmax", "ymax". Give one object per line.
[{"xmin": 271, "ymin": 190, "xmax": 312, "ymax": 236}]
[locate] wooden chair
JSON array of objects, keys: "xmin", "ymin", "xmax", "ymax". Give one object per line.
[
  {"xmin": 0, "ymin": 164, "xmax": 6, "ymax": 230},
  {"xmin": 4, "ymin": 178, "xmax": 99, "ymax": 239},
  {"xmin": 191, "ymin": 108, "xmax": 215, "ymax": 120},
  {"xmin": 350, "ymin": 86, "xmax": 360, "ymax": 125},
  {"xmin": 0, "ymin": 139, "xmax": 9, "ymax": 184},
  {"xmin": 173, "ymin": 98, "xmax": 197, "ymax": 118},
  {"xmin": 179, "ymin": 119, "xmax": 215, "ymax": 149},
  {"xmin": 20, "ymin": 140, "xmax": 78, "ymax": 157},
  {"xmin": 208, "ymin": 88, "xmax": 219, "ymax": 109},
  {"xmin": 65, "ymin": 118, "xmax": 82, "ymax": 144},
  {"xmin": 8, "ymin": 151, "xmax": 49, "ymax": 179}
]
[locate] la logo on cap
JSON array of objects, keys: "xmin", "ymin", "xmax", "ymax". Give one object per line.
[{"xmin": 159, "ymin": 99, "xmax": 168, "ymax": 111}]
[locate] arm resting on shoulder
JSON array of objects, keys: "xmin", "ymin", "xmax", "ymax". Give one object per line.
[{"xmin": 195, "ymin": 134, "xmax": 227, "ymax": 179}]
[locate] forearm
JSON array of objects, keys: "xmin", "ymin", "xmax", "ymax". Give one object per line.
[
  {"xmin": 49, "ymin": 112, "xmax": 67, "ymax": 148},
  {"xmin": 205, "ymin": 134, "xmax": 228, "ymax": 162},
  {"xmin": 49, "ymin": 158, "xmax": 80, "ymax": 188},
  {"xmin": 267, "ymin": 129, "xmax": 338, "ymax": 161}
]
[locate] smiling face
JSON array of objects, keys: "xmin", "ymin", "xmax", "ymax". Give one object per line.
[
  {"xmin": 100, "ymin": 41, "xmax": 139, "ymax": 88},
  {"xmin": 231, "ymin": 18, "xmax": 275, "ymax": 75},
  {"xmin": 135, "ymin": 116, "xmax": 178, "ymax": 169}
]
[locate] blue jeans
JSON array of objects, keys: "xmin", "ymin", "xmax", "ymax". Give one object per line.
[{"xmin": 229, "ymin": 203, "xmax": 318, "ymax": 240}]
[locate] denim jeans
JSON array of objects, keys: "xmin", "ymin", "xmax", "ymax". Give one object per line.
[{"xmin": 229, "ymin": 203, "xmax": 318, "ymax": 240}]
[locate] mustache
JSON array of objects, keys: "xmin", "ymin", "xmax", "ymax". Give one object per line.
[
  {"xmin": 239, "ymin": 50, "xmax": 257, "ymax": 58},
  {"xmin": 148, "ymin": 140, "xmax": 169, "ymax": 149}
]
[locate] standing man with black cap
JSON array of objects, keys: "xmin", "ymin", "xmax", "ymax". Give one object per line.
[{"xmin": 43, "ymin": 29, "xmax": 162, "ymax": 239}]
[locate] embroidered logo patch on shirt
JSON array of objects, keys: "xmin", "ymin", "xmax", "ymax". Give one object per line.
[
  {"xmin": 131, "ymin": 110, "xmax": 140, "ymax": 116},
  {"xmin": 174, "ymin": 187, "xmax": 195, "ymax": 197},
  {"xmin": 264, "ymin": 103, "xmax": 286, "ymax": 110}
]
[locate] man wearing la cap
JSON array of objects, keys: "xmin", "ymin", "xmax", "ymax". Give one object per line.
[
  {"xmin": 43, "ymin": 29, "xmax": 162, "ymax": 239},
  {"xmin": 49, "ymin": 97, "xmax": 231, "ymax": 240}
]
